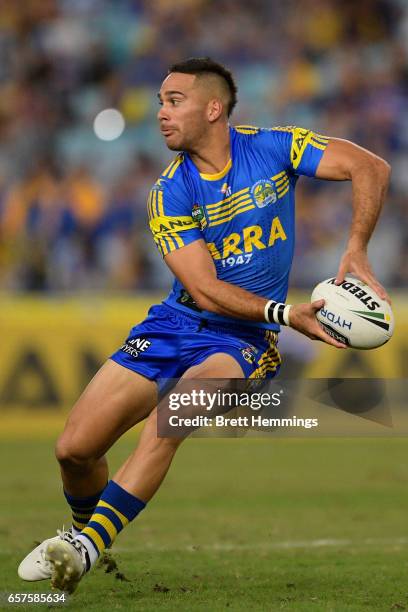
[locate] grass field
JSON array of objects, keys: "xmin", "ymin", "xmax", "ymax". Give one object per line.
[{"xmin": 1, "ymin": 430, "xmax": 408, "ymax": 611}]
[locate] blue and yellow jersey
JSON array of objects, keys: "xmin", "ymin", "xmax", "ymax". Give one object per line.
[{"xmin": 148, "ymin": 125, "xmax": 329, "ymax": 330}]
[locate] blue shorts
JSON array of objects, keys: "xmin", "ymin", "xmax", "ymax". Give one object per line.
[{"xmin": 110, "ymin": 303, "xmax": 281, "ymax": 386}]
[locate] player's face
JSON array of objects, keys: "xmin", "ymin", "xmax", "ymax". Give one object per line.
[{"xmin": 157, "ymin": 72, "xmax": 209, "ymax": 151}]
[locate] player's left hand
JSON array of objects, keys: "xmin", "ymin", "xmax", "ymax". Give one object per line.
[
  {"xmin": 335, "ymin": 248, "xmax": 391, "ymax": 304},
  {"xmin": 289, "ymin": 300, "xmax": 347, "ymax": 348}
]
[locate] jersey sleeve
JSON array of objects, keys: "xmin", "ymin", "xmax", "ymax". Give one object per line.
[
  {"xmin": 147, "ymin": 174, "xmax": 202, "ymax": 258},
  {"xmin": 262, "ymin": 126, "xmax": 329, "ymax": 177}
]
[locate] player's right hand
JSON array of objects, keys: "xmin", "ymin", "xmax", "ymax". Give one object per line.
[{"xmin": 288, "ymin": 299, "xmax": 347, "ymax": 349}]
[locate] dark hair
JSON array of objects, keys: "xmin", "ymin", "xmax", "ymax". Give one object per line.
[{"xmin": 168, "ymin": 57, "xmax": 238, "ymax": 117}]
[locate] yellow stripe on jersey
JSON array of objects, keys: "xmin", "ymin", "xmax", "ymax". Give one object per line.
[
  {"xmin": 152, "ymin": 189, "xmax": 159, "ymax": 218},
  {"xmin": 159, "ymin": 235, "xmax": 171, "ymax": 254},
  {"xmin": 310, "ymin": 141, "xmax": 326, "ymax": 151},
  {"xmin": 276, "ymin": 171, "xmax": 290, "ymax": 200},
  {"xmin": 271, "ymin": 125, "xmax": 296, "ymax": 134},
  {"xmin": 207, "ymin": 192, "xmax": 252, "ymax": 218},
  {"xmin": 164, "ymin": 235, "xmax": 178, "ymax": 253},
  {"xmin": 271, "ymin": 170, "xmax": 287, "ymax": 181},
  {"xmin": 170, "ymin": 233, "xmax": 184, "ymax": 248},
  {"xmin": 275, "ymin": 175, "xmax": 288, "ymax": 187},
  {"xmin": 158, "ymin": 189, "xmax": 164, "ymax": 216},
  {"xmin": 272, "ymin": 170, "xmax": 290, "ymax": 199},
  {"xmin": 153, "ymin": 236, "xmax": 170, "ymax": 257},
  {"xmin": 235, "ymin": 125, "xmax": 260, "ymax": 134},
  {"xmin": 208, "ymin": 197, "xmax": 253, "ymax": 222},
  {"xmin": 147, "ymin": 191, "xmax": 154, "ymax": 221},
  {"xmin": 206, "ymin": 187, "xmax": 250, "ymax": 210},
  {"xmin": 149, "ymin": 184, "xmax": 194, "ymax": 223},
  {"xmin": 155, "ymin": 234, "xmax": 183, "ymax": 257},
  {"xmin": 148, "ymin": 189, "xmax": 161, "ymax": 220},
  {"xmin": 208, "ymin": 197, "xmax": 254, "ymax": 223},
  {"xmin": 209, "ymin": 204, "xmax": 255, "ymax": 227},
  {"xmin": 162, "ymin": 160, "xmax": 176, "ymax": 178},
  {"xmin": 310, "ymin": 134, "xmax": 329, "ymax": 151},
  {"xmin": 235, "ymin": 129, "xmax": 259, "ymax": 135},
  {"xmin": 162, "ymin": 153, "xmax": 184, "ymax": 178},
  {"xmin": 167, "ymin": 154, "xmax": 184, "ymax": 178},
  {"xmin": 312, "ymin": 133, "xmax": 329, "ymax": 143},
  {"xmin": 277, "ymin": 185, "xmax": 289, "ymax": 199}
]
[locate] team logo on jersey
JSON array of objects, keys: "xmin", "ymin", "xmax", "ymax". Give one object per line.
[
  {"xmin": 192, "ymin": 204, "xmax": 207, "ymax": 230},
  {"xmin": 221, "ymin": 182, "xmax": 232, "ymax": 196},
  {"xmin": 251, "ymin": 179, "xmax": 277, "ymax": 208}
]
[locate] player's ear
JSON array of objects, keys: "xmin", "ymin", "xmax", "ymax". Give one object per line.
[{"xmin": 207, "ymin": 98, "xmax": 223, "ymax": 123}]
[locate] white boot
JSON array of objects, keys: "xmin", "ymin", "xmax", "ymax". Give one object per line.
[
  {"xmin": 45, "ymin": 536, "xmax": 89, "ymax": 593},
  {"xmin": 18, "ymin": 529, "xmax": 75, "ymax": 581}
]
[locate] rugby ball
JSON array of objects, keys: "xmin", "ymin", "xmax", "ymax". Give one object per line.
[{"xmin": 311, "ymin": 276, "xmax": 394, "ymax": 349}]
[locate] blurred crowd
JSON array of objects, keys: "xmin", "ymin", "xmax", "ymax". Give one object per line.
[{"xmin": 0, "ymin": 0, "xmax": 407, "ymax": 292}]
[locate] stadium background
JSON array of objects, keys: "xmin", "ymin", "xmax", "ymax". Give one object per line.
[{"xmin": 1, "ymin": 1, "xmax": 407, "ymax": 610}]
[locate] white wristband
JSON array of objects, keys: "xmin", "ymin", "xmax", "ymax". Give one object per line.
[
  {"xmin": 283, "ymin": 304, "xmax": 292, "ymax": 326},
  {"xmin": 264, "ymin": 300, "xmax": 274, "ymax": 323},
  {"xmin": 264, "ymin": 300, "xmax": 292, "ymax": 326}
]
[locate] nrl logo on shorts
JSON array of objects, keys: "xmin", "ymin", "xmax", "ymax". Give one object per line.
[
  {"xmin": 192, "ymin": 203, "xmax": 207, "ymax": 230},
  {"xmin": 241, "ymin": 345, "xmax": 256, "ymax": 364},
  {"xmin": 251, "ymin": 179, "xmax": 277, "ymax": 208}
]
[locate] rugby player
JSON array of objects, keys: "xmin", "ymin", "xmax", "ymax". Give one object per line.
[{"xmin": 18, "ymin": 57, "xmax": 390, "ymax": 593}]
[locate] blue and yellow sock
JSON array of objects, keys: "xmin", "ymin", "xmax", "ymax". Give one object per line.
[
  {"xmin": 64, "ymin": 488, "xmax": 106, "ymax": 536},
  {"xmin": 75, "ymin": 480, "xmax": 146, "ymax": 568}
]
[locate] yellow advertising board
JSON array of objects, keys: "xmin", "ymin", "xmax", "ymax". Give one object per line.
[{"xmin": 0, "ymin": 296, "xmax": 154, "ymax": 410}]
